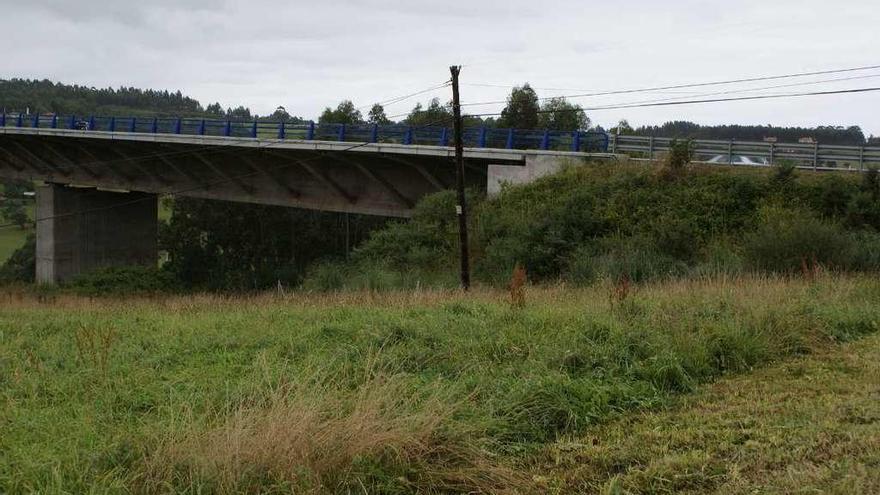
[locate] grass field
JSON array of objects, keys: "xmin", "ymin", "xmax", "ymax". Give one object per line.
[
  {"xmin": 1, "ymin": 275, "xmax": 878, "ymax": 493},
  {"xmin": 0, "ymin": 203, "xmax": 33, "ymax": 263}
]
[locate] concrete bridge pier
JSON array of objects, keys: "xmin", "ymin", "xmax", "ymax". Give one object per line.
[{"xmin": 36, "ymin": 184, "xmax": 157, "ymax": 284}]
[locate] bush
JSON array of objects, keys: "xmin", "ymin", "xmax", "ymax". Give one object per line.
[
  {"xmin": 743, "ymin": 206, "xmax": 855, "ymax": 273},
  {"xmin": 568, "ymin": 236, "xmax": 688, "ymax": 284},
  {"xmin": 65, "ymin": 266, "xmax": 178, "ymax": 296},
  {"xmin": 0, "ymin": 234, "xmax": 35, "ymax": 283}
]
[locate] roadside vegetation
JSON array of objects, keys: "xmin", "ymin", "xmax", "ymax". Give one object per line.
[{"xmin": 1, "ymin": 275, "xmax": 878, "ymax": 493}]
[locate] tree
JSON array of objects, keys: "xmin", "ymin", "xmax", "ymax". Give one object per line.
[
  {"xmin": 226, "ymin": 106, "xmax": 253, "ymax": 120},
  {"xmin": 497, "ymin": 84, "xmax": 539, "ymax": 129},
  {"xmin": 318, "ymin": 100, "xmax": 363, "ymax": 125},
  {"xmin": 1, "ymin": 179, "xmax": 29, "ymax": 229},
  {"xmin": 537, "ymin": 97, "xmax": 590, "ymax": 131},
  {"xmin": 610, "ymin": 119, "xmax": 634, "ymax": 135},
  {"xmin": 367, "ymin": 103, "xmax": 391, "ymax": 125},
  {"xmin": 405, "ymin": 98, "xmax": 451, "ymax": 126},
  {"xmin": 159, "ymin": 197, "xmax": 388, "ymax": 290},
  {"xmin": 205, "ymin": 102, "xmax": 224, "ymax": 117}
]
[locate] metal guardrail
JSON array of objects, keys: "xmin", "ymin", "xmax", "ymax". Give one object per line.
[
  {"xmin": 0, "ymin": 113, "xmax": 610, "ymax": 153},
  {"xmin": 609, "ymin": 135, "xmax": 880, "ymax": 171},
  {"xmin": 4, "ymin": 113, "xmax": 877, "ymax": 170}
]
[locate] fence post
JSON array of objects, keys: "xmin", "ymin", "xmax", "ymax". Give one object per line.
[
  {"xmin": 50, "ymin": 115, "xmax": 57, "ymax": 129},
  {"xmin": 306, "ymin": 121, "xmax": 315, "ymax": 140},
  {"xmin": 648, "ymin": 136, "xmax": 654, "ymax": 160},
  {"xmin": 505, "ymin": 128, "xmax": 514, "ymax": 149},
  {"xmin": 403, "ymin": 127, "xmax": 413, "ymax": 145},
  {"xmin": 813, "ymin": 142, "xmax": 819, "ymax": 171},
  {"xmin": 439, "ymin": 127, "xmax": 449, "ymax": 146},
  {"xmin": 541, "ymin": 130, "xmax": 550, "ymax": 150},
  {"xmin": 478, "ymin": 126, "xmax": 487, "ymax": 148},
  {"xmin": 152, "ymin": 118, "xmax": 159, "ymax": 134},
  {"xmin": 174, "ymin": 118, "xmax": 182, "ymax": 134},
  {"xmin": 33, "ymin": 114, "xmax": 40, "ymax": 128},
  {"xmin": 611, "ymin": 133, "xmax": 618, "ymax": 153},
  {"xmin": 277, "ymin": 121, "xmax": 285, "ymax": 139},
  {"xmin": 338, "ymin": 123, "xmax": 346, "ymax": 142},
  {"xmin": 768, "ymin": 142, "xmax": 775, "ymax": 165},
  {"xmin": 88, "ymin": 116, "xmax": 95, "ymax": 131},
  {"xmin": 198, "ymin": 119, "xmax": 206, "ymax": 135},
  {"xmin": 727, "ymin": 140, "xmax": 733, "ymax": 164},
  {"xmin": 251, "ymin": 121, "xmax": 258, "ymax": 138},
  {"xmin": 370, "ymin": 124, "xmax": 378, "ymax": 143},
  {"xmin": 223, "ymin": 120, "xmax": 231, "ymax": 137},
  {"xmin": 0, "ymin": 112, "xmax": 5, "ymax": 127},
  {"xmin": 16, "ymin": 113, "xmax": 23, "ymax": 127},
  {"xmin": 108, "ymin": 117, "xmax": 116, "ymax": 132},
  {"xmin": 571, "ymin": 131, "xmax": 581, "ymax": 152},
  {"xmin": 68, "ymin": 115, "xmax": 76, "ymax": 129},
  {"xmin": 859, "ymin": 146, "xmax": 864, "ymax": 171},
  {"xmin": 130, "ymin": 117, "xmax": 137, "ymax": 133}
]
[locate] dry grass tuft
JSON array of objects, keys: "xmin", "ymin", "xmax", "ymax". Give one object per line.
[
  {"xmin": 509, "ymin": 264, "xmax": 527, "ymax": 309},
  {"xmin": 137, "ymin": 374, "xmax": 526, "ymax": 494}
]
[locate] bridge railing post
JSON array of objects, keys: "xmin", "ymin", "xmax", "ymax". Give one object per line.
[
  {"xmin": 0, "ymin": 112, "xmax": 5, "ymax": 127},
  {"xmin": 277, "ymin": 121, "xmax": 285, "ymax": 139},
  {"xmin": 306, "ymin": 121, "xmax": 315, "ymax": 140},
  {"xmin": 224, "ymin": 120, "xmax": 231, "ymax": 137},
  {"xmin": 403, "ymin": 127, "xmax": 412, "ymax": 145},
  {"xmin": 151, "ymin": 118, "xmax": 159, "ymax": 134},
  {"xmin": 109, "ymin": 117, "xmax": 116, "ymax": 132},
  {"xmin": 50, "ymin": 115, "xmax": 58, "ymax": 129},
  {"xmin": 175, "ymin": 118, "xmax": 182, "ymax": 134},
  {"xmin": 251, "ymin": 121, "xmax": 258, "ymax": 138},
  {"xmin": 506, "ymin": 128, "xmax": 514, "ymax": 149},
  {"xmin": 16, "ymin": 113, "xmax": 23, "ymax": 127},
  {"xmin": 571, "ymin": 130, "xmax": 581, "ymax": 152},
  {"xmin": 478, "ymin": 126, "xmax": 487, "ymax": 148},
  {"xmin": 68, "ymin": 115, "xmax": 76, "ymax": 129},
  {"xmin": 130, "ymin": 117, "xmax": 137, "ymax": 133},
  {"xmin": 88, "ymin": 116, "xmax": 95, "ymax": 131},
  {"xmin": 439, "ymin": 127, "xmax": 448, "ymax": 146},
  {"xmin": 541, "ymin": 130, "xmax": 550, "ymax": 150},
  {"xmin": 33, "ymin": 114, "xmax": 40, "ymax": 128},
  {"xmin": 198, "ymin": 119, "xmax": 206, "ymax": 135},
  {"xmin": 370, "ymin": 124, "xmax": 378, "ymax": 143},
  {"xmin": 338, "ymin": 123, "xmax": 346, "ymax": 142}
]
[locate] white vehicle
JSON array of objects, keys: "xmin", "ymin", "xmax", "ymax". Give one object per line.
[{"xmin": 706, "ymin": 155, "xmax": 769, "ymax": 166}]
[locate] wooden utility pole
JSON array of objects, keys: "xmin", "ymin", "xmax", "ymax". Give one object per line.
[{"xmin": 450, "ymin": 65, "xmax": 470, "ymax": 290}]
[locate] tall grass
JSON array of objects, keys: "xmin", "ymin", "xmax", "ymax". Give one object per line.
[{"xmin": 0, "ymin": 275, "xmax": 878, "ymax": 493}]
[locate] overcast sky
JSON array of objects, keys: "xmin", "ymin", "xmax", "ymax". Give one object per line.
[{"xmin": 3, "ymin": 0, "xmax": 879, "ymax": 135}]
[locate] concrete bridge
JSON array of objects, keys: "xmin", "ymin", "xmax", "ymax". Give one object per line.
[{"xmin": 0, "ymin": 119, "xmax": 611, "ymax": 283}]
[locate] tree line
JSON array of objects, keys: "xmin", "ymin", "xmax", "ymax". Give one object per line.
[{"xmin": 2, "ymin": 78, "xmax": 874, "ymax": 143}]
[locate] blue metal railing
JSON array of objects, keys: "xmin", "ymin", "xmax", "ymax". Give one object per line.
[{"xmin": 0, "ymin": 112, "xmax": 611, "ymax": 153}]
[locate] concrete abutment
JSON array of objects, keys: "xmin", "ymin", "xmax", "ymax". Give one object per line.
[{"xmin": 36, "ymin": 184, "xmax": 157, "ymax": 284}]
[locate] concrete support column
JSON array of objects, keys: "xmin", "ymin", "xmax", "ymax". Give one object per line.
[{"xmin": 36, "ymin": 184, "xmax": 157, "ymax": 284}]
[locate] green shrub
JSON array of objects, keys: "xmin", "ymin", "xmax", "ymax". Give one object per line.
[
  {"xmin": 0, "ymin": 234, "xmax": 35, "ymax": 283},
  {"xmin": 583, "ymin": 236, "xmax": 688, "ymax": 283},
  {"xmin": 66, "ymin": 266, "xmax": 178, "ymax": 296},
  {"xmin": 743, "ymin": 206, "xmax": 855, "ymax": 273}
]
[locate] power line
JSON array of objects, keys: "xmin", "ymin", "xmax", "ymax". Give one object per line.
[
  {"xmin": 459, "ymin": 63, "xmax": 880, "ymax": 107},
  {"xmin": 563, "ymin": 73, "xmax": 880, "ymax": 113},
  {"xmin": 465, "ymin": 86, "xmax": 880, "ymax": 117},
  {"xmin": 356, "ymin": 82, "xmax": 451, "ymax": 111}
]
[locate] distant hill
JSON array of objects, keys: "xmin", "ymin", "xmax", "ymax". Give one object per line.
[{"xmin": 0, "ymin": 78, "xmax": 216, "ymax": 118}]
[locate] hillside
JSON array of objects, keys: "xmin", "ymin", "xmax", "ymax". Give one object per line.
[{"xmin": 309, "ymin": 160, "xmax": 880, "ymax": 290}]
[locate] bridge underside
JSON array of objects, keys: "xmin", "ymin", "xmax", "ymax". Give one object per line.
[{"xmin": 0, "ymin": 133, "xmax": 497, "ymax": 218}]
